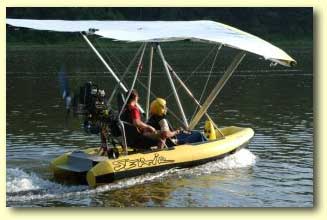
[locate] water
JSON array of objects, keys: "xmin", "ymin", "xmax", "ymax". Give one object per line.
[{"xmin": 6, "ymin": 42, "xmax": 313, "ymax": 207}]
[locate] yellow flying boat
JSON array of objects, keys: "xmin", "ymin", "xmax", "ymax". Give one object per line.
[{"xmin": 7, "ymin": 19, "xmax": 295, "ymax": 187}]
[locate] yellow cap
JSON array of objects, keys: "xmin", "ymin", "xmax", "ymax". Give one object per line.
[{"xmin": 150, "ymin": 98, "xmax": 167, "ymax": 116}]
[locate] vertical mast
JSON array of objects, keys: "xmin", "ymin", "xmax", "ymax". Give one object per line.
[
  {"xmin": 146, "ymin": 45, "xmax": 154, "ymax": 120},
  {"xmin": 157, "ymin": 44, "xmax": 189, "ymax": 128},
  {"xmin": 118, "ymin": 43, "xmax": 147, "ymax": 118},
  {"xmin": 118, "ymin": 43, "xmax": 147, "ymax": 155}
]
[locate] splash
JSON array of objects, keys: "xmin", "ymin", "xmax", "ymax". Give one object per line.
[
  {"xmin": 186, "ymin": 148, "xmax": 256, "ymax": 176},
  {"xmin": 6, "ymin": 149, "xmax": 256, "ymax": 204},
  {"xmin": 7, "ymin": 168, "xmax": 40, "ymax": 193},
  {"xmin": 6, "ymin": 168, "xmax": 178, "ymax": 203},
  {"xmin": 207, "ymin": 148, "xmax": 256, "ymax": 170},
  {"xmin": 6, "ymin": 168, "xmax": 87, "ymax": 202}
]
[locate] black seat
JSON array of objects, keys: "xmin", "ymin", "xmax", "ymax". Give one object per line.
[
  {"xmin": 120, "ymin": 121, "xmax": 158, "ymax": 150},
  {"xmin": 116, "ymin": 92, "xmax": 158, "ymax": 150}
]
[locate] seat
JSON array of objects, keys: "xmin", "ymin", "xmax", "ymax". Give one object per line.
[
  {"xmin": 116, "ymin": 92, "xmax": 158, "ymax": 150},
  {"xmin": 119, "ymin": 120, "xmax": 158, "ymax": 150}
]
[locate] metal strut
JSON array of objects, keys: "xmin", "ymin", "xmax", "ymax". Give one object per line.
[
  {"xmin": 157, "ymin": 44, "xmax": 189, "ymax": 128},
  {"xmin": 166, "ymin": 63, "xmax": 224, "ymax": 137},
  {"xmin": 189, "ymin": 51, "xmax": 247, "ymax": 130},
  {"xmin": 81, "ymin": 33, "xmax": 145, "ymax": 113},
  {"xmin": 119, "ymin": 43, "xmax": 147, "ymax": 118},
  {"xmin": 81, "ymin": 33, "xmax": 128, "ymax": 92},
  {"xmin": 146, "ymin": 45, "xmax": 154, "ymax": 120},
  {"xmin": 107, "ymin": 43, "xmax": 144, "ymax": 106},
  {"xmin": 118, "ymin": 43, "xmax": 147, "ymax": 155}
]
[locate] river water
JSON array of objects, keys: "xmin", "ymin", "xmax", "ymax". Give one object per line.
[{"xmin": 6, "ymin": 41, "xmax": 313, "ymax": 207}]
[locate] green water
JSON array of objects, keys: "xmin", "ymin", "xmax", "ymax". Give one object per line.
[{"xmin": 6, "ymin": 42, "xmax": 313, "ymax": 207}]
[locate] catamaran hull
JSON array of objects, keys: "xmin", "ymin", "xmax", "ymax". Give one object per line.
[
  {"xmin": 51, "ymin": 126, "xmax": 254, "ymax": 187},
  {"xmin": 91, "ymin": 141, "xmax": 249, "ymax": 185}
]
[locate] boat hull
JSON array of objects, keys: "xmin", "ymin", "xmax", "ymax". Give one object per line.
[{"xmin": 51, "ymin": 126, "xmax": 254, "ymax": 187}]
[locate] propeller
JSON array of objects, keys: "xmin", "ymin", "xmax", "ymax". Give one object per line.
[{"xmin": 58, "ymin": 65, "xmax": 72, "ymax": 115}]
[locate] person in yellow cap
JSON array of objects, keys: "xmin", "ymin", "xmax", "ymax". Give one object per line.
[{"xmin": 147, "ymin": 98, "xmax": 206, "ymax": 148}]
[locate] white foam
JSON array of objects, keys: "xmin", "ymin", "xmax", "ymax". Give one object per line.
[
  {"xmin": 6, "ymin": 149, "xmax": 256, "ymax": 203},
  {"xmin": 210, "ymin": 148, "xmax": 257, "ymax": 170},
  {"xmin": 173, "ymin": 148, "xmax": 257, "ymax": 177},
  {"xmin": 7, "ymin": 168, "xmax": 43, "ymax": 193},
  {"xmin": 6, "ymin": 168, "xmax": 87, "ymax": 202},
  {"xmin": 6, "ymin": 168, "xmax": 177, "ymax": 202}
]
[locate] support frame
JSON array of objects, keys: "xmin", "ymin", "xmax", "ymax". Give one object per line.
[{"xmin": 189, "ymin": 51, "xmax": 247, "ymax": 130}]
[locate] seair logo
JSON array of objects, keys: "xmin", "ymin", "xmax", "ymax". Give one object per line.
[{"xmin": 112, "ymin": 153, "xmax": 175, "ymax": 171}]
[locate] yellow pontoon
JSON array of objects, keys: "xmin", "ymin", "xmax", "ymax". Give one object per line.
[{"xmin": 51, "ymin": 126, "xmax": 254, "ymax": 187}]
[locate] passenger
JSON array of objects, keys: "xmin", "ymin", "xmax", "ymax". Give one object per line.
[
  {"xmin": 121, "ymin": 90, "xmax": 161, "ymax": 149},
  {"xmin": 124, "ymin": 90, "xmax": 156, "ymax": 133},
  {"xmin": 147, "ymin": 98, "xmax": 207, "ymax": 148}
]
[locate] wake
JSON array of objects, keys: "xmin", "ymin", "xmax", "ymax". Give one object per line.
[{"xmin": 7, "ymin": 148, "xmax": 256, "ymax": 203}]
